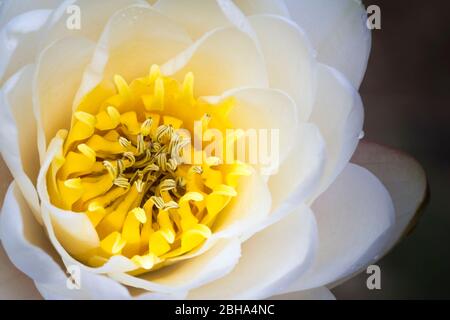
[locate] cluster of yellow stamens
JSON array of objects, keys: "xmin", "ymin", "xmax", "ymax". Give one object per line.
[{"xmin": 47, "ymin": 65, "xmax": 251, "ymax": 272}]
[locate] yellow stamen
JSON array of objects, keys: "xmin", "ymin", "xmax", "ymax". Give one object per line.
[{"xmin": 47, "ymin": 66, "xmax": 251, "ymax": 273}]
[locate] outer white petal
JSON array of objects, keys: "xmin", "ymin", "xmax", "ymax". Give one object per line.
[
  {"xmin": 234, "ymin": 0, "xmax": 290, "ymax": 17},
  {"xmin": 285, "ymin": 0, "xmax": 371, "ymax": 88},
  {"xmin": 37, "ymin": 133, "xmax": 138, "ymax": 274},
  {"xmin": 0, "ymin": 9, "xmax": 51, "ymax": 85},
  {"xmin": 161, "ymin": 26, "xmax": 268, "ymax": 97},
  {"xmin": 249, "ymin": 14, "xmax": 317, "ymax": 121},
  {"xmin": 0, "ymin": 246, "xmax": 41, "ymax": 299},
  {"xmin": 40, "ymin": 0, "xmax": 148, "ymax": 50},
  {"xmin": 0, "ymin": 65, "xmax": 41, "ymax": 222},
  {"xmin": 0, "ymin": 0, "xmax": 60, "ymax": 28},
  {"xmin": 33, "ymin": 36, "xmax": 96, "ymax": 162},
  {"xmin": 268, "ymin": 123, "xmax": 325, "ymax": 224},
  {"xmin": 155, "ymin": 0, "xmax": 230, "ymax": 39},
  {"xmin": 351, "ymin": 141, "xmax": 428, "ymax": 255},
  {"xmin": 189, "ymin": 205, "xmax": 318, "ymax": 299},
  {"xmin": 309, "ymin": 64, "xmax": 364, "ymax": 199},
  {"xmin": 155, "ymin": 0, "xmax": 254, "ymax": 39},
  {"xmin": 270, "ymin": 286, "xmax": 335, "ymax": 300},
  {"xmin": 73, "ymin": 4, "xmax": 192, "ymax": 108},
  {"xmin": 34, "ymin": 267, "xmax": 132, "ymax": 300},
  {"xmin": 280, "ymin": 163, "xmax": 395, "ymax": 292},
  {"xmin": 0, "ymin": 182, "xmax": 132, "ymax": 299}
]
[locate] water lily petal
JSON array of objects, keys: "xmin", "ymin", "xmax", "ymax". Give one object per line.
[
  {"xmin": 222, "ymin": 87, "xmax": 299, "ymax": 175},
  {"xmin": 249, "ymin": 15, "xmax": 317, "ymax": 121},
  {"xmin": 0, "ymin": 0, "xmax": 59, "ymax": 29},
  {"xmin": 271, "ymin": 286, "xmax": 335, "ymax": 300},
  {"xmin": 234, "ymin": 0, "xmax": 290, "ymax": 17},
  {"xmin": 0, "ymin": 182, "xmax": 132, "ymax": 299},
  {"xmin": 268, "ymin": 123, "xmax": 325, "ymax": 223},
  {"xmin": 282, "ymin": 163, "xmax": 395, "ymax": 291},
  {"xmin": 1, "ymin": 182, "xmax": 61, "ymax": 284},
  {"xmin": 73, "ymin": 4, "xmax": 192, "ymax": 106},
  {"xmin": 34, "ymin": 269, "xmax": 131, "ymax": 299},
  {"xmin": 0, "ymin": 65, "xmax": 41, "ymax": 222},
  {"xmin": 110, "ymin": 238, "xmax": 241, "ymax": 294},
  {"xmin": 351, "ymin": 141, "xmax": 428, "ymax": 255},
  {"xmin": 0, "ymin": 246, "xmax": 41, "ymax": 299},
  {"xmin": 189, "ymin": 205, "xmax": 317, "ymax": 299},
  {"xmin": 161, "ymin": 26, "xmax": 268, "ymax": 97},
  {"xmin": 210, "ymin": 168, "xmax": 272, "ymax": 241},
  {"xmin": 309, "ymin": 64, "xmax": 364, "ymax": 199},
  {"xmin": 40, "ymin": 0, "xmax": 148, "ymax": 50},
  {"xmin": 37, "ymin": 133, "xmax": 138, "ymax": 275},
  {"xmin": 0, "ymin": 9, "xmax": 51, "ymax": 85},
  {"xmin": 155, "ymin": 0, "xmax": 232, "ymax": 39},
  {"xmin": 33, "ymin": 36, "xmax": 96, "ymax": 162},
  {"xmin": 285, "ymin": 0, "xmax": 371, "ymax": 88}
]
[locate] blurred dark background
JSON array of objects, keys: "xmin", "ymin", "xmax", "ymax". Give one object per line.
[{"xmin": 333, "ymin": 0, "xmax": 450, "ymax": 299}]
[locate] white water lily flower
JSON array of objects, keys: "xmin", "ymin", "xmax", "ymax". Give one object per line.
[{"xmin": 0, "ymin": 0, "xmax": 427, "ymax": 300}]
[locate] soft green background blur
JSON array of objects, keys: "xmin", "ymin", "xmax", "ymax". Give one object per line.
[{"xmin": 333, "ymin": 0, "xmax": 450, "ymax": 299}]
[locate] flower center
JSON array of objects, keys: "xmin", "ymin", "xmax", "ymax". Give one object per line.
[{"xmin": 47, "ymin": 65, "xmax": 251, "ymax": 272}]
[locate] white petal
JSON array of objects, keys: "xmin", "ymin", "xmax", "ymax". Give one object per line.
[
  {"xmin": 110, "ymin": 238, "xmax": 241, "ymax": 294},
  {"xmin": 351, "ymin": 141, "xmax": 428, "ymax": 254},
  {"xmin": 155, "ymin": 0, "xmax": 229, "ymax": 39},
  {"xmin": 282, "ymin": 163, "xmax": 395, "ymax": 292},
  {"xmin": 223, "ymin": 87, "xmax": 299, "ymax": 175},
  {"xmin": 36, "ymin": 133, "xmax": 98, "ymax": 256},
  {"xmin": 248, "ymin": 14, "xmax": 317, "ymax": 121},
  {"xmin": 40, "ymin": 0, "xmax": 148, "ymax": 50},
  {"xmin": 234, "ymin": 0, "xmax": 290, "ymax": 17},
  {"xmin": 0, "ymin": 157, "xmax": 12, "ymax": 208},
  {"xmin": 155, "ymin": 0, "xmax": 252, "ymax": 39},
  {"xmin": 0, "ymin": 182, "xmax": 59, "ymax": 284},
  {"xmin": 211, "ymin": 168, "xmax": 272, "ymax": 241},
  {"xmin": 35, "ymin": 269, "xmax": 131, "ymax": 299},
  {"xmin": 161, "ymin": 26, "xmax": 268, "ymax": 97},
  {"xmin": 189, "ymin": 205, "xmax": 318, "ymax": 299},
  {"xmin": 268, "ymin": 123, "xmax": 325, "ymax": 223},
  {"xmin": 37, "ymin": 133, "xmax": 138, "ymax": 274},
  {"xmin": 0, "ymin": 9, "xmax": 51, "ymax": 85},
  {"xmin": 33, "ymin": 36, "xmax": 96, "ymax": 162},
  {"xmin": 309, "ymin": 64, "xmax": 364, "ymax": 199},
  {"xmin": 270, "ymin": 286, "xmax": 335, "ymax": 300},
  {"xmin": 285, "ymin": 0, "xmax": 371, "ymax": 88},
  {"xmin": 0, "ymin": 182, "xmax": 132, "ymax": 299},
  {"xmin": 73, "ymin": 4, "xmax": 192, "ymax": 107},
  {"xmin": 0, "ymin": 0, "xmax": 59, "ymax": 29},
  {"xmin": 0, "ymin": 65, "xmax": 41, "ymax": 222},
  {"xmin": 0, "ymin": 246, "xmax": 41, "ymax": 299}
]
